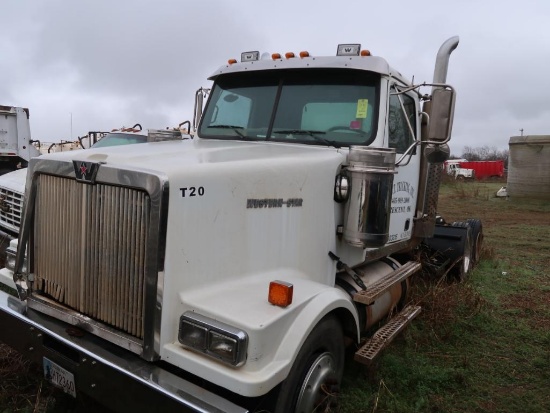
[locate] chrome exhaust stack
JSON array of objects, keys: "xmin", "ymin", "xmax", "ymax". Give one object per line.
[
  {"xmin": 415, "ymin": 37, "xmax": 459, "ymax": 238},
  {"xmin": 432, "ymin": 36, "xmax": 459, "ymax": 85}
]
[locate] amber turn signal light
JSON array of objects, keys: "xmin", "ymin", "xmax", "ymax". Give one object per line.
[{"xmin": 268, "ymin": 281, "xmax": 293, "ymax": 307}]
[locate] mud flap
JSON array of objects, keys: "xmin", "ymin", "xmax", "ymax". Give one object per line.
[{"xmin": 422, "ymin": 223, "xmax": 472, "ymax": 280}]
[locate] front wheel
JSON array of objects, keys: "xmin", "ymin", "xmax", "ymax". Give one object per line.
[{"xmin": 274, "ymin": 316, "xmax": 345, "ymax": 413}]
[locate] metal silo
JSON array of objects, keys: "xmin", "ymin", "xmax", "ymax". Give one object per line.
[{"xmin": 508, "ymin": 135, "xmax": 550, "ymax": 199}]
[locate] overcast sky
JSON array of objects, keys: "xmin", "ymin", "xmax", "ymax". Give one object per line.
[{"xmin": 1, "ymin": 0, "xmax": 549, "ymax": 154}]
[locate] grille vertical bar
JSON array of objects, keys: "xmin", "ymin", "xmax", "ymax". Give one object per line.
[{"xmin": 34, "ymin": 175, "xmax": 150, "ymax": 339}]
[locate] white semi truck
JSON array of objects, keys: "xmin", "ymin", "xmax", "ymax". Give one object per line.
[{"xmin": 0, "ymin": 37, "xmax": 481, "ymax": 413}]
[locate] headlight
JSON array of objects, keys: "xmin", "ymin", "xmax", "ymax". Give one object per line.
[
  {"xmin": 178, "ymin": 312, "xmax": 248, "ymax": 367},
  {"xmin": 5, "ymin": 246, "xmax": 27, "ymax": 273}
]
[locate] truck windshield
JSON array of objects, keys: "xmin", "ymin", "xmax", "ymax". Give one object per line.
[{"xmin": 199, "ymin": 69, "xmax": 380, "ymax": 147}]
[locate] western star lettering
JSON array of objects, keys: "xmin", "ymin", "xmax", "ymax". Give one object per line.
[{"xmin": 246, "ymin": 198, "xmax": 303, "ymax": 208}]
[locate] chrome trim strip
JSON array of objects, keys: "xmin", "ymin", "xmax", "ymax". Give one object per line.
[
  {"xmin": 179, "ymin": 311, "xmax": 249, "ymax": 367},
  {"xmin": 27, "ymin": 295, "xmax": 143, "ymax": 355}
]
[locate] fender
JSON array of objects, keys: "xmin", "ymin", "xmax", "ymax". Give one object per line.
[
  {"xmin": 268, "ymin": 279, "xmax": 360, "ymax": 379},
  {"xmin": 162, "ymin": 274, "xmax": 359, "ymax": 397}
]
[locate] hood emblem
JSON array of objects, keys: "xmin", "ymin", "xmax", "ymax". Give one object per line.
[{"xmin": 73, "ymin": 161, "xmax": 100, "ymax": 184}]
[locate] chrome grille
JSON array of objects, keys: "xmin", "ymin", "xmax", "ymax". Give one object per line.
[
  {"xmin": 34, "ymin": 175, "xmax": 150, "ymax": 339},
  {"xmin": 0, "ymin": 185, "xmax": 24, "ymax": 234}
]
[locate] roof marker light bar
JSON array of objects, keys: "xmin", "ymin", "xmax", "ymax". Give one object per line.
[
  {"xmin": 337, "ymin": 44, "xmax": 361, "ymax": 56},
  {"xmin": 285, "ymin": 52, "xmax": 295, "ymax": 59},
  {"xmin": 241, "ymin": 51, "xmax": 260, "ymax": 62}
]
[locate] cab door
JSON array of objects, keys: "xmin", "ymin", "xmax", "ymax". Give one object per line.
[{"xmin": 386, "ymin": 84, "xmax": 421, "ymax": 243}]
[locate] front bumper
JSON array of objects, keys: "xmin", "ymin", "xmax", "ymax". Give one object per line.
[{"xmin": 0, "ymin": 289, "xmax": 248, "ymax": 413}]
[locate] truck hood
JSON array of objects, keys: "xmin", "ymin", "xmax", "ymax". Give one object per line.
[{"xmin": 38, "ymin": 138, "xmax": 346, "ymax": 175}]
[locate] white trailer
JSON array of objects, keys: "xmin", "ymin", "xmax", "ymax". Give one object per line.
[{"xmin": 0, "ymin": 105, "xmax": 40, "ymax": 174}]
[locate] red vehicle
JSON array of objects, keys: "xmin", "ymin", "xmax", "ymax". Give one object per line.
[{"xmin": 459, "ymin": 160, "xmax": 505, "ymax": 180}]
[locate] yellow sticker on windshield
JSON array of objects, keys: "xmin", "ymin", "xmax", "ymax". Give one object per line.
[{"xmin": 356, "ymin": 99, "xmax": 368, "ymax": 119}]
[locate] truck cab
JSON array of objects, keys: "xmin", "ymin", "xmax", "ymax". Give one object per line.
[{"xmin": 200, "ymin": 50, "xmax": 421, "ymax": 252}]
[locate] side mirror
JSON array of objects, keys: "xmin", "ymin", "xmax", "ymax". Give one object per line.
[
  {"xmin": 193, "ymin": 88, "xmax": 211, "ymax": 132},
  {"xmin": 427, "ymin": 88, "xmax": 455, "ymax": 143}
]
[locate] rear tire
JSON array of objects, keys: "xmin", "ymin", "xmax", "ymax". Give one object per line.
[
  {"xmin": 274, "ymin": 316, "xmax": 344, "ymax": 413},
  {"xmin": 451, "ymin": 221, "xmax": 473, "ymax": 280},
  {"xmin": 465, "ymin": 218, "xmax": 483, "ymax": 265}
]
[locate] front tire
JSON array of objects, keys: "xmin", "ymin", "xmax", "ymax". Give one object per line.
[{"xmin": 275, "ymin": 316, "xmax": 345, "ymax": 413}]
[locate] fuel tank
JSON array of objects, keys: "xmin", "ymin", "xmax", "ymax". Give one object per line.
[{"xmin": 336, "ymin": 257, "xmax": 407, "ymax": 330}]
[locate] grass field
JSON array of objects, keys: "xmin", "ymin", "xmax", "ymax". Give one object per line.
[
  {"xmin": 1, "ymin": 181, "xmax": 549, "ymax": 412},
  {"xmin": 340, "ymin": 181, "xmax": 550, "ymax": 412}
]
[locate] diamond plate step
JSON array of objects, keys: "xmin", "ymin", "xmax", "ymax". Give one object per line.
[
  {"xmin": 353, "ymin": 261, "xmax": 421, "ymax": 305},
  {"xmin": 354, "ymin": 304, "xmax": 421, "ymax": 365}
]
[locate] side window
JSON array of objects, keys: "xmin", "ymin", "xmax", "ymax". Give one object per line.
[{"xmin": 388, "ymin": 92, "xmax": 416, "ymax": 153}]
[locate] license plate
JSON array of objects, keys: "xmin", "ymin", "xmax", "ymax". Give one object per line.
[{"xmin": 43, "ymin": 357, "xmax": 76, "ymax": 397}]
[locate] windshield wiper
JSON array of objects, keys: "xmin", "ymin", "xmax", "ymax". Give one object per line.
[
  {"xmin": 273, "ymin": 129, "xmax": 341, "ymax": 149},
  {"xmin": 209, "ymin": 124, "xmax": 246, "ymax": 138}
]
